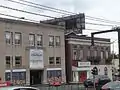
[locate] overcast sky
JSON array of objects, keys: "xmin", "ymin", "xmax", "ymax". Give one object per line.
[{"xmin": 0, "ymin": 0, "xmax": 120, "ymax": 54}]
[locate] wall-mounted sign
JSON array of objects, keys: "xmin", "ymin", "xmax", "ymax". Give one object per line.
[
  {"xmin": 29, "ymin": 49, "xmax": 44, "ymax": 69},
  {"xmin": 78, "ymin": 62, "xmax": 91, "ymax": 67}
]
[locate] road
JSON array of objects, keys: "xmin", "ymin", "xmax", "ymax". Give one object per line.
[{"xmin": 31, "ymin": 84, "xmax": 99, "ymax": 90}]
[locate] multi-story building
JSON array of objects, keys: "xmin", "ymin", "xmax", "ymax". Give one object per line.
[
  {"xmin": 65, "ymin": 32, "xmax": 112, "ymax": 83},
  {"xmin": 0, "ymin": 17, "xmax": 66, "ymax": 85}
]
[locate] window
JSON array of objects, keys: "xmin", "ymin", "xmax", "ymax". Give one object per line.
[
  {"xmin": 87, "ymin": 50, "xmax": 90, "ymax": 57},
  {"xmin": 106, "ymin": 51, "xmax": 108, "ymax": 59},
  {"xmin": 6, "ymin": 56, "xmax": 11, "ymax": 68},
  {"xmin": 49, "ymin": 35, "xmax": 54, "ymax": 46},
  {"xmin": 15, "ymin": 56, "xmax": 22, "ymax": 67},
  {"xmin": 79, "ymin": 50, "xmax": 83, "ymax": 59},
  {"xmin": 94, "ymin": 50, "xmax": 97, "ymax": 57},
  {"xmin": 29, "ymin": 34, "xmax": 35, "ymax": 46},
  {"xmin": 37, "ymin": 34, "xmax": 42, "ymax": 46},
  {"xmin": 73, "ymin": 49, "xmax": 77, "ymax": 60},
  {"xmin": 15, "ymin": 32, "xmax": 22, "ymax": 45},
  {"xmin": 55, "ymin": 36, "xmax": 60, "ymax": 46},
  {"xmin": 49, "ymin": 57, "xmax": 54, "ymax": 64},
  {"xmin": 5, "ymin": 31, "xmax": 12, "ymax": 44},
  {"xmin": 56, "ymin": 57, "xmax": 61, "ymax": 64},
  {"xmin": 101, "ymin": 51, "xmax": 104, "ymax": 59}
]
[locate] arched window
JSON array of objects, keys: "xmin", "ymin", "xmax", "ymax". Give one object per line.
[{"xmin": 104, "ymin": 67, "xmax": 108, "ymax": 75}]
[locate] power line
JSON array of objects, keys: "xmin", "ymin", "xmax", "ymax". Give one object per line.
[
  {"xmin": 86, "ymin": 22, "xmax": 117, "ymax": 27},
  {"xmin": 16, "ymin": 0, "xmax": 120, "ymax": 25},
  {"xmin": 0, "ymin": 5, "xmax": 55, "ymax": 18},
  {"xmin": 0, "ymin": 12, "xmax": 39, "ymax": 22},
  {"xmin": 0, "ymin": 13, "xmax": 113, "ymax": 31},
  {"xmin": 6, "ymin": 0, "xmax": 70, "ymax": 16},
  {"xmin": 0, "ymin": 5, "xmax": 118, "ymax": 28},
  {"xmin": 18, "ymin": 0, "xmax": 75, "ymax": 14},
  {"xmin": 6, "ymin": 0, "xmax": 120, "ymax": 25}
]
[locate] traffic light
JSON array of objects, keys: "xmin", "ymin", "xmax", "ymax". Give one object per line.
[
  {"xmin": 91, "ymin": 67, "xmax": 98, "ymax": 75},
  {"xmin": 91, "ymin": 69, "xmax": 95, "ymax": 75}
]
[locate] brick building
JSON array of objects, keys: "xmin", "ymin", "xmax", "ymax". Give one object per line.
[{"xmin": 65, "ymin": 32, "xmax": 111, "ymax": 83}]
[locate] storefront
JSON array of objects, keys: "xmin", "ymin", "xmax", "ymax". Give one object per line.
[
  {"xmin": 29, "ymin": 49, "xmax": 44, "ymax": 85},
  {"xmin": 47, "ymin": 68, "xmax": 62, "ymax": 84},
  {"xmin": 5, "ymin": 69, "xmax": 26, "ymax": 85},
  {"xmin": 72, "ymin": 62, "xmax": 91, "ymax": 83}
]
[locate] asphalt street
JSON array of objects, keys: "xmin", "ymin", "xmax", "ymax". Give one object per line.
[{"xmin": 32, "ymin": 84, "xmax": 100, "ymax": 90}]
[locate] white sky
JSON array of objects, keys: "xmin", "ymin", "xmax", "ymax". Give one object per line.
[{"xmin": 0, "ymin": 0, "xmax": 119, "ymax": 54}]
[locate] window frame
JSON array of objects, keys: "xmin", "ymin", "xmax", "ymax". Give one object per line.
[
  {"xmin": 37, "ymin": 34, "xmax": 43, "ymax": 47},
  {"xmin": 49, "ymin": 35, "xmax": 54, "ymax": 46},
  {"xmin": 14, "ymin": 32, "xmax": 22, "ymax": 45},
  {"xmin": 5, "ymin": 56, "xmax": 11, "ymax": 68},
  {"xmin": 29, "ymin": 34, "xmax": 35, "ymax": 46},
  {"xmin": 15, "ymin": 56, "xmax": 22, "ymax": 67},
  {"xmin": 56, "ymin": 57, "xmax": 61, "ymax": 64},
  {"xmin": 55, "ymin": 36, "xmax": 60, "ymax": 46},
  {"xmin": 49, "ymin": 57, "xmax": 54, "ymax": 65},
  {"xmin": 5, "ymin": 31, "xmax": 13, "ymax": 45}
]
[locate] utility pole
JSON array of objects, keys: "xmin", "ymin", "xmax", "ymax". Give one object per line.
[
  {"xmin": 118, "ymin": 30, "xmax": 120, "ymax": 79},
  {"xmin": 91, "ymin": 28, "xmax": 120, "ymax": 80}
]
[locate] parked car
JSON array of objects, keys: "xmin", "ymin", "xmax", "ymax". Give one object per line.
[
  {"xmin": 101, "ymin": 81, "xmax": 120, "ymax": 90},
  {"xmin": 0, "ymin": 86, "xmax": 40, "ymax": 90},
  {"xmin": 83, "ymin": 75, "xmax": 111, "ymax": 88}
]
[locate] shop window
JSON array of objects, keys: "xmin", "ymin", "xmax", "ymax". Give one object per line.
[
  {"xmin": 5, "ymin": 72, "xmax": 26, "ymax": 85},
  {"xmin": 47, "ymin": 70, "xmax": 62, "ymax": 83}
]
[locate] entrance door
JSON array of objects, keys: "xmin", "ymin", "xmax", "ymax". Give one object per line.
[
  {"xmin": 30, "ymin": 70, "xmax": 43, "ymax": 85},
  {"xmin": 79, "ymin": 71, "xmax": 87, "ymax": 83}
]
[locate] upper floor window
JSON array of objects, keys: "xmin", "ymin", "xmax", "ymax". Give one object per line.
[
  {"xmin": 29, "ymin": 34, "xmax": 35, "ymax": 46},
  {"xmin": 55, "ymin": 36, "xmax": 60, "ymax": 46},
  {"xmin": 87, "ymin": 50, "xmax": 90, "ymax": 57},
  {"xmin": 37, "ymin": 34, "xmax": 42, "ymax": 46},
  {"xmin": 15, "ymin": 56, "xmax": 22, "ymax": 67},
  {"xmin": 94, "ymin": 50, "xmax": 97, "ymax": 57},
  {"xmin": 101, "ymin": 51, "xmax": 104, "ymax": 59},
  {"xmin": 79, "ymin": 50, "xmax": 83, "ymax": 59},
  {"xmin": 106, "ymin": 51, "xmax": 108, "ymax": 59},
  {"xmin": 49, "ymin": 35, "xmax": 54, "ymax": 46},
  {"xmin": 56, "ymin": 57, "xmax": 61, "ymax": 64},
  {"xmin": 15, "ymin": 32, "xmax": 22, "ymax": 45},
  {"xmin": 49, "ymin": 57, "xmax": 54, "ymax": 64},
  {"xmin": 5, "ymin": 31, "xmax": 12, "ymax": 45},
  {"xmin": 5, "ymin": 56, "xmax": 11, "ymax": 68},
  {"xmin": 73, "ymin": 49, "xmax": 77, "ymax": 60}
]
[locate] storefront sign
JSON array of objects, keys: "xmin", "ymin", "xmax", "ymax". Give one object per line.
[
  {"xmin": 29, "ymin": 49, "xmax": 44, "ymax": 69},
  {"xmin": 78, "ymin": 62, "xmax": 91, "ymax": 67}
]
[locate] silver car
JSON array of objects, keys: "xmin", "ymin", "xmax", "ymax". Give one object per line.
[{"xmin": 0, "ymin": 86, "xmax": 40, "ymax": 90}]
